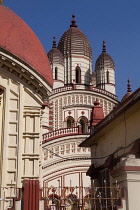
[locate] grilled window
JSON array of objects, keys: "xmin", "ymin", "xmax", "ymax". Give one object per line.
[{"xmin": 98, "ymin": 169, "xmax": 111, "ymax": 208}]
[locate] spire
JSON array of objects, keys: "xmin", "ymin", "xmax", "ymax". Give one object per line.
[
  {"xmin": 52, "ymin": 36, "xmax": 56, "ymax": 48},
  {"xmin": 70, "ymin": 14, "xmax": 77, "ymax": 28},
  {"xmin": 102, "ymin": 41, "xmax": 106, "ymax": 53},
  {"xmin": 0, "ymin": 0, "xmax": 4, "ymax": 5},
  {"xmin": 121, "ymin": 79, "xmax": 132, "ymax": 102},
  {"xmin": 127, "ymin": 79, "xmax": 132, "ymax": 93}
]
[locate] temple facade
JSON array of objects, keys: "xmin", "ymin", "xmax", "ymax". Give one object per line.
[
  {"xmin": 0, "ymin": 4, "xmax": 123, "ymax": 210},
  {"xmin": 42, "ymin": 14, "xmax": 118, "ymax": 209}
]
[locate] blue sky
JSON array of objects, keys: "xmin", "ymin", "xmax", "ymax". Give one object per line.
[{"xmin": 4, "ymin": 0, "xmax": 140, "ymax": 100}]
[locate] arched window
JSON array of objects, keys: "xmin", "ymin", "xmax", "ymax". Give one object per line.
[
  {"xmin": 75, "ymin": 66, "xmax": 81, "ymax": 83},
  {"xmin": 67, "ymin": 117, "xmax": 74, "ymax": 128},
  {"xmin": 106, "ymin": 70, "xmax": 109, "ymax": 83},
  {"xmin": 79, "ymin": 117, "xmax": 88, "ymax": 134},
  {"xmin": 55, "ymin": 67, "xmax": 58, "ymax": 80}
]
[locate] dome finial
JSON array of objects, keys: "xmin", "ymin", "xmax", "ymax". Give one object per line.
[
  {"xmin": 52, "ymin": 36, "xmax": 56, "ymax": 48},
  {"xmin": 70, "ymin": 14, "xmax": 77, "ymax": 28},
  {"xmin": 127, "ymin": 79, "xmax": 132, "ymax": 92},
  {"xmin": 102, "ymin": 41, "xmax": 106, "ymax": 53},
  {"xmin": 121, "ymin": 79, "xmax": 132, "ymax": 102},
  {"xmin": 0, "ymin": 0, "xmax": 4, "ymax": 5}
]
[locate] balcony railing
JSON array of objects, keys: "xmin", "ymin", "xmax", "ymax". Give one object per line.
[
  {"xmin": 93, "ymin": 87, "xmax": 118, "ymax": 100},
  {"xmin": 50, "ymin": 85, "xmax": 73, "ymax": 95},
  {"xmin": 43, "ymin": 126, "xmax": 88, "ymax": 143}
]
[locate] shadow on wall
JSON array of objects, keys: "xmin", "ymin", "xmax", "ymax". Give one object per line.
[
  {"xmin": 92, "ymin": 71, "xmax": 96, "ymax": 86},
  {"xmin": 84, "ymin": 69, "xmax": 92, "ymax": 85}
]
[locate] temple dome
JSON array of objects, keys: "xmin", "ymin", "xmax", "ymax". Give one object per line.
[
  {"xmin": 48, "ymin": 37, "xmax": 64, "ymax": 65},
  {"xmin": 0, "ymin": 5, "xmax": 53, "ymax": 86},
  {"xmin": 58, "ymin": 15, "xmax": 92, "ymax": 59},
  {"xmin": 95, "ymin": 41, "xmax": 115, "ymax": 70}
]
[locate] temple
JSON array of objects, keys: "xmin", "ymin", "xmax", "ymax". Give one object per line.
[{"xmin": 0, "ymin": 3, "xmax": 139, "ymax": 210}]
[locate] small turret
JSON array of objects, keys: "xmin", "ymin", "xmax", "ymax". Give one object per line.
[
  {"xmin": 90, "ymin": 100, "xmax": 104, "ymax": 134},
  {"xmin": 48, "ymin": 37, "xmax": 64, "ymax": 88},
  {"xmin": 95, "ymin": 41, "xmax": 116, "ymax": 95}
]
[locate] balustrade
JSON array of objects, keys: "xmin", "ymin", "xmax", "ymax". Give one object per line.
[
  {"xmin": 50, "ymin": 84, "xmax": 117, "ymax": 100},
  {"xmin": 43, "ymin": 126, "xmax": 87, "ymax": 142},
  {"xmin": 50, "ymin": 86, "xmax": 72, "ymax": 95}
]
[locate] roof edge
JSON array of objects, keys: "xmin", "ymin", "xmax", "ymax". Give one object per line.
[{"xmin": 80, "ymin": 87, "xmax": 140, "ymax": 147}]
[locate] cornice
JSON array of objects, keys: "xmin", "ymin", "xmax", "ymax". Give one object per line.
[
  {"xmin": 50, "ymin": 90, "xmax": 118, "ymax": 104},
  {"xmin": 0, "ymin": 51, "xmax": 52, "ymax": 100}
]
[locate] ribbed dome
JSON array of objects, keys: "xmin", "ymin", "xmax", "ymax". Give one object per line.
[
  {"xmin": 48, "ymin": 48, "xmax": 64, "ymax": 65},
  {"xmin": 58, "ymin": 15, "xmax": 92, "ymax": 59},
  {"xmin": 0, "ymin": 6, "xmax": 53, "ymax": 86},
  {"xmin": 95, "ymin": 41, "xmax": 115, "ymax": 70},
  {"xmin": 48, "ymin": 37, "xmax": 64, "ymax": 65}
]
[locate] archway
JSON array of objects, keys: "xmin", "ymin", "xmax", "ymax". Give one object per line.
[
  {"xmin": 78, "ymin": 116, "xmax": 88, "ymax": 134},
  {"xmin": 67, "ymin": 116, "xmax": 75, "ymax": 128}
]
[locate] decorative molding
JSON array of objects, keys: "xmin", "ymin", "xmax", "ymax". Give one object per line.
[{"xmin": 0, "ymin": 53, "xmax": 51, "ymax": 100}]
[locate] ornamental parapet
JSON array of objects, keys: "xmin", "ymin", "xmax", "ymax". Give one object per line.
[
  {"xmin": 50, "ymin": 85, "xmax": 72, "ymax": 95},
  {"xmin": 50, "ymin": 84, "xmax": 118, "ymax": 100},
  {"xmin": 92, "ymin": 87, "xmax": 117, "ymax": 100},
  {"xmin": 42, "ymin": 126, "xmax": 89, "ymax": 143}
]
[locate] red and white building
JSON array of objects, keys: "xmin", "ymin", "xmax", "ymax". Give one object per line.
[{"xmin": 42, "ymin": 14, "xmax": 118, "ymax": 198}]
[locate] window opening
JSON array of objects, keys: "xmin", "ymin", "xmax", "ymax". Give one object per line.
[
  {"xmin": 80, "ymin": 119, "xmax": 87, "ymax": 134},
  {"xmin": 55, "ymin": 67, "xmax": 58, "ymax": 80},
  {"xmin": 98, "ymin": 169, "xmax": 111, "ymax": 207},
  {"xmin": 75, "ymin": 67, "xmax": 81, "ymax": 83},
  {"xmin": 67, "ymin": 117, "xmax": 74, "ymax": 128},
  {"xmin": 106, "ymin": 70, "xmax": 109, "ymax": 83}
]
